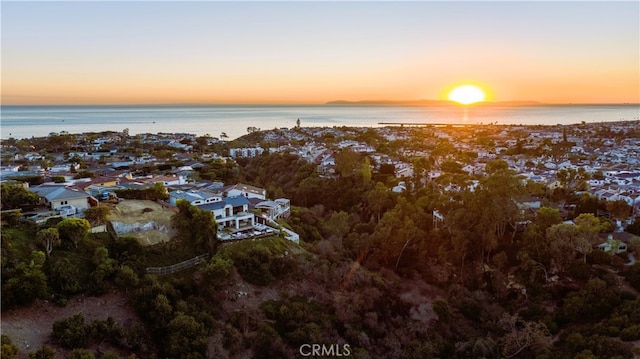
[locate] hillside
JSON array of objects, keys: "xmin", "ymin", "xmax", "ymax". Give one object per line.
[
  {"xmin": 2, "ymin": 292, "xmax": 144, "ymax": 359},
  {"xmin": 2, "ymin": 124, "xmax": 640, "ymax": 358}
]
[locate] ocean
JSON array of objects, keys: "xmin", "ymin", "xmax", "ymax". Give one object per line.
[{"xmin": 1, "ymin": 104, "xmax": 638, "ymax": 141}]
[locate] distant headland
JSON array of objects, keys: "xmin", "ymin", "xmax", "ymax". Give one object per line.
[
  {"xmin": 326, "ymin": 99, "xmax": 544, "ymax": 106},
  {"xmin": 325, "ymin": 100, "xmax": 548, "ymax": 106},
  {"xmin": 326, "ymin": 100, "xmax": 640, "ymax": 106}
]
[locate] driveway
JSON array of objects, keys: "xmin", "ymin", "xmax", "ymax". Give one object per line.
[{"xmin": 625, "ymin": 252, "xmax": 636, "ymax": 266}]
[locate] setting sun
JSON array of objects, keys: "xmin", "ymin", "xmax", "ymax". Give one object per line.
[{"xmin": 448, "ymin": 85, "xmax": 486, "ymax": 105}]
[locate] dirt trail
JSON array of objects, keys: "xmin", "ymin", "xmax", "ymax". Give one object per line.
[{"xmin": 1, "ymin": 291, "xmax": 140, "ymax": 359}]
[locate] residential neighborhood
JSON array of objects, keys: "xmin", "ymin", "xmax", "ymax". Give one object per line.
[
  {"xmin": 2, "ymin": 121, "xmax": 640, "ymax": 250},
  {"xmin": 4, "ymin": 0, "xmax": 640, "ymax": 357},
  {"xmin": 2, "ymin": 121, "xmax": 640, "ymax": 359}
]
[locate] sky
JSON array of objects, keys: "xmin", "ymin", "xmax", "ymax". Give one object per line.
[{"xmin": 2, "ymin": 1, "xmax": 639, "ymax": 105}]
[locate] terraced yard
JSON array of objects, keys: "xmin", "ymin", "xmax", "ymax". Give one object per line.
[{"xmin": 107, "ymin": 199, "xmax": 176, "ymax": 245}]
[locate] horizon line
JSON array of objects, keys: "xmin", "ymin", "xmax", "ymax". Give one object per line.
[{"xmin": 2, "ymin": 100, "xmax": 639, "ymax": 107}]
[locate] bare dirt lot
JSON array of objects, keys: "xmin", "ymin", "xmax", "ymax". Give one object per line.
[
  {"xmin": 1, "ymin": 291, "xmax": 141, "ymax": 359},
  {"xmin": 107, "ymin": 199, "xmax": 176, "ymax": 245}
]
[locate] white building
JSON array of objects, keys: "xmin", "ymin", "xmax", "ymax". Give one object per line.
[
  {"xmin": 230, "ymin": 147, "xmax": 264, "ymax": 158},
  {"xmin": 254, "ymin": 198, "xmax": 291, "ymax": 220},
  {"xmin": 168, "ymin": 190, "xmax": 222, "ymax": 206},
  {"xmin": 199, "ymin": 195, "xmax": 254, "ymax": 230},
  {"xmin": 225, "ymin": 183, "xmax": 267, "ymax": 200},
  {"xmin": 30, "ymin": 185, "xmax": 92, "ymax": 213}
]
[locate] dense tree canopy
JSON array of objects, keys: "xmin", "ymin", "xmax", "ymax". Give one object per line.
[
  {"xmin": 172, "ymin": 200, "xmax": 218, "ymax": 254},
  {"xmin": 36, "ymin": 227, "xmax": 60, "ymax": 257},
  {"xmin": 83, "ymin": 205, "xmax": 110, "ymax": 225},
  {"xmin": 57, "ymin": 218, "xmax": 91, "ymax": 248},
  {"xmin": 1, "ymin": 182, "xmax": 39, "ymax": 210},
  {"xmin": 606, "ymin": 200, "xmax": 632, "ymax": 222},
  {"xmin": 3, "ymin": 251, "xmax": 48, "ymax": 306}
]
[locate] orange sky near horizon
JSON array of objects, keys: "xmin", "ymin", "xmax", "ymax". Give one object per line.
[
  {"xmin": 5, "ymin": 62, "xmax": 639, "ymax": 105},
  {"xmin": 2, "ymin": 2, "xmax": 639, "ymax": 106}
]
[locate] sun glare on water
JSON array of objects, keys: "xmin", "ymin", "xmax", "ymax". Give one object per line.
[{"xmin": 448, "ymin": 85, "xmax": 486, "ymax": 105}]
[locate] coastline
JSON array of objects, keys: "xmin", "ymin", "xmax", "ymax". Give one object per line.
[{"xmin": 1, "ymin": 104, "xmax": 639, "ymax": 141}]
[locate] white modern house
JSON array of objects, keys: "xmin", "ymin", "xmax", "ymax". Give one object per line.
[
  {"xmin": 225, "ymin": 183, "xmax": 267, "ymax": 200},
  {"xmin": 198, "ymin": 195, "xmax": 254, "ymax": 230},
  {"xmin": 168, "ymin": 190, "xmax": 221, "ymax": 206},
  {"xmin": 254, "ymin": 198, "xmax": 291, "ymax": 221}
]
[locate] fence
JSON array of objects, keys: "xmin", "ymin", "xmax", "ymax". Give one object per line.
[{"xmin": 146, "ymin": 253, "xmax": 210, "ymax": 276}]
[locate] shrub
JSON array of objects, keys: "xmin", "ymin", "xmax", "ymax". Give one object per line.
[
  {"xmin": 73, "ymin": 171, "xmax": 95, "ymax": 179},
  {"xmin": 567, "ymin": 261, "xmax": 591, "ymax": 281},
  {"xmin": 620, "ymin": 325, "xmax": 640, "ymax": 341},
  {"xmin": 48, "ymin": 257, "xmax": 84, "ymax": 295},
  {"xmin": 432, "ymin": 299, "xmax": 451, "ymax": 323},
  {"xmin": 622, "ymin": 263, "xmax": 640, "ymax": 291},
  {"xmin": 221, "ymin": 238, "xmax": 292, "ymax": 286},
  {"xmin": 6, "ymin": 175, "xmax": 44, "ymax": 186},
  {"xmin": 52, "ymin": 313, "xmax": 91, "ymax": 349},
  {"xmin": 2, "ymin": 211, "xmax": 21, "ymax": 226},
  {"xmin": 4, "ymin": 251, "xmax": 49, "ymax": 306},
  {"xmin": 163, "ymin": 313, "xmax": 208, "ymax": 359},
  {"xmin": 1, "ymin": 335, "xmax": 18, "ymax": 359},
  {"xmin": 100, "ymin": 351, "xmax": 119, "ymax": 359},
  {"xmin": 108, "ymin": 236, "xmax": 144, "ymax": 264},
  {"xmin": 223, "ymin": 325, "xmax": 243, "ymax": 354},
  {"xmin": 67, "ymin": 348, "xmax": 95, "ymax": 359},
  {"xmin": 252, "ymin": 322, "xmax": 292, "ymax": 359},
  {"xmin": 261, "ymin": 296, "xmax": 333, "ymax": 346},
  {"xmin": 233, "ymin": 245, "xmax": 274, "ymax": 285},
  {"xmin": 587, "ymin": 249, "xmax": 611, "ymax": 265},
  {"xmin": 28, "ymin": 345, "xmax": 56, "ymax": 359},
  {"xmin": 83, "ymin": 206, "xmax": 110, "ymax": 225},
  {"xmin": 90, "ymin": 317, "xmax": 125, "ymax": 347},
  {"xmin": 115, "ymin": 265, "xmax": 140, "ymax": 291},
  {"xmin": 204, "ymin": 256, "xmax": 234, "ymax": 289},
  {"xmin": 114, "ymin": 183, "xmax": 168, "ymax": 201},
  {"xmin": 1, "ymin": 182, "xmax": 39, "ymax": 209},
  {"xmin": 57, "ymin": 218, "xmax": 91, "ymax": 248}
]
